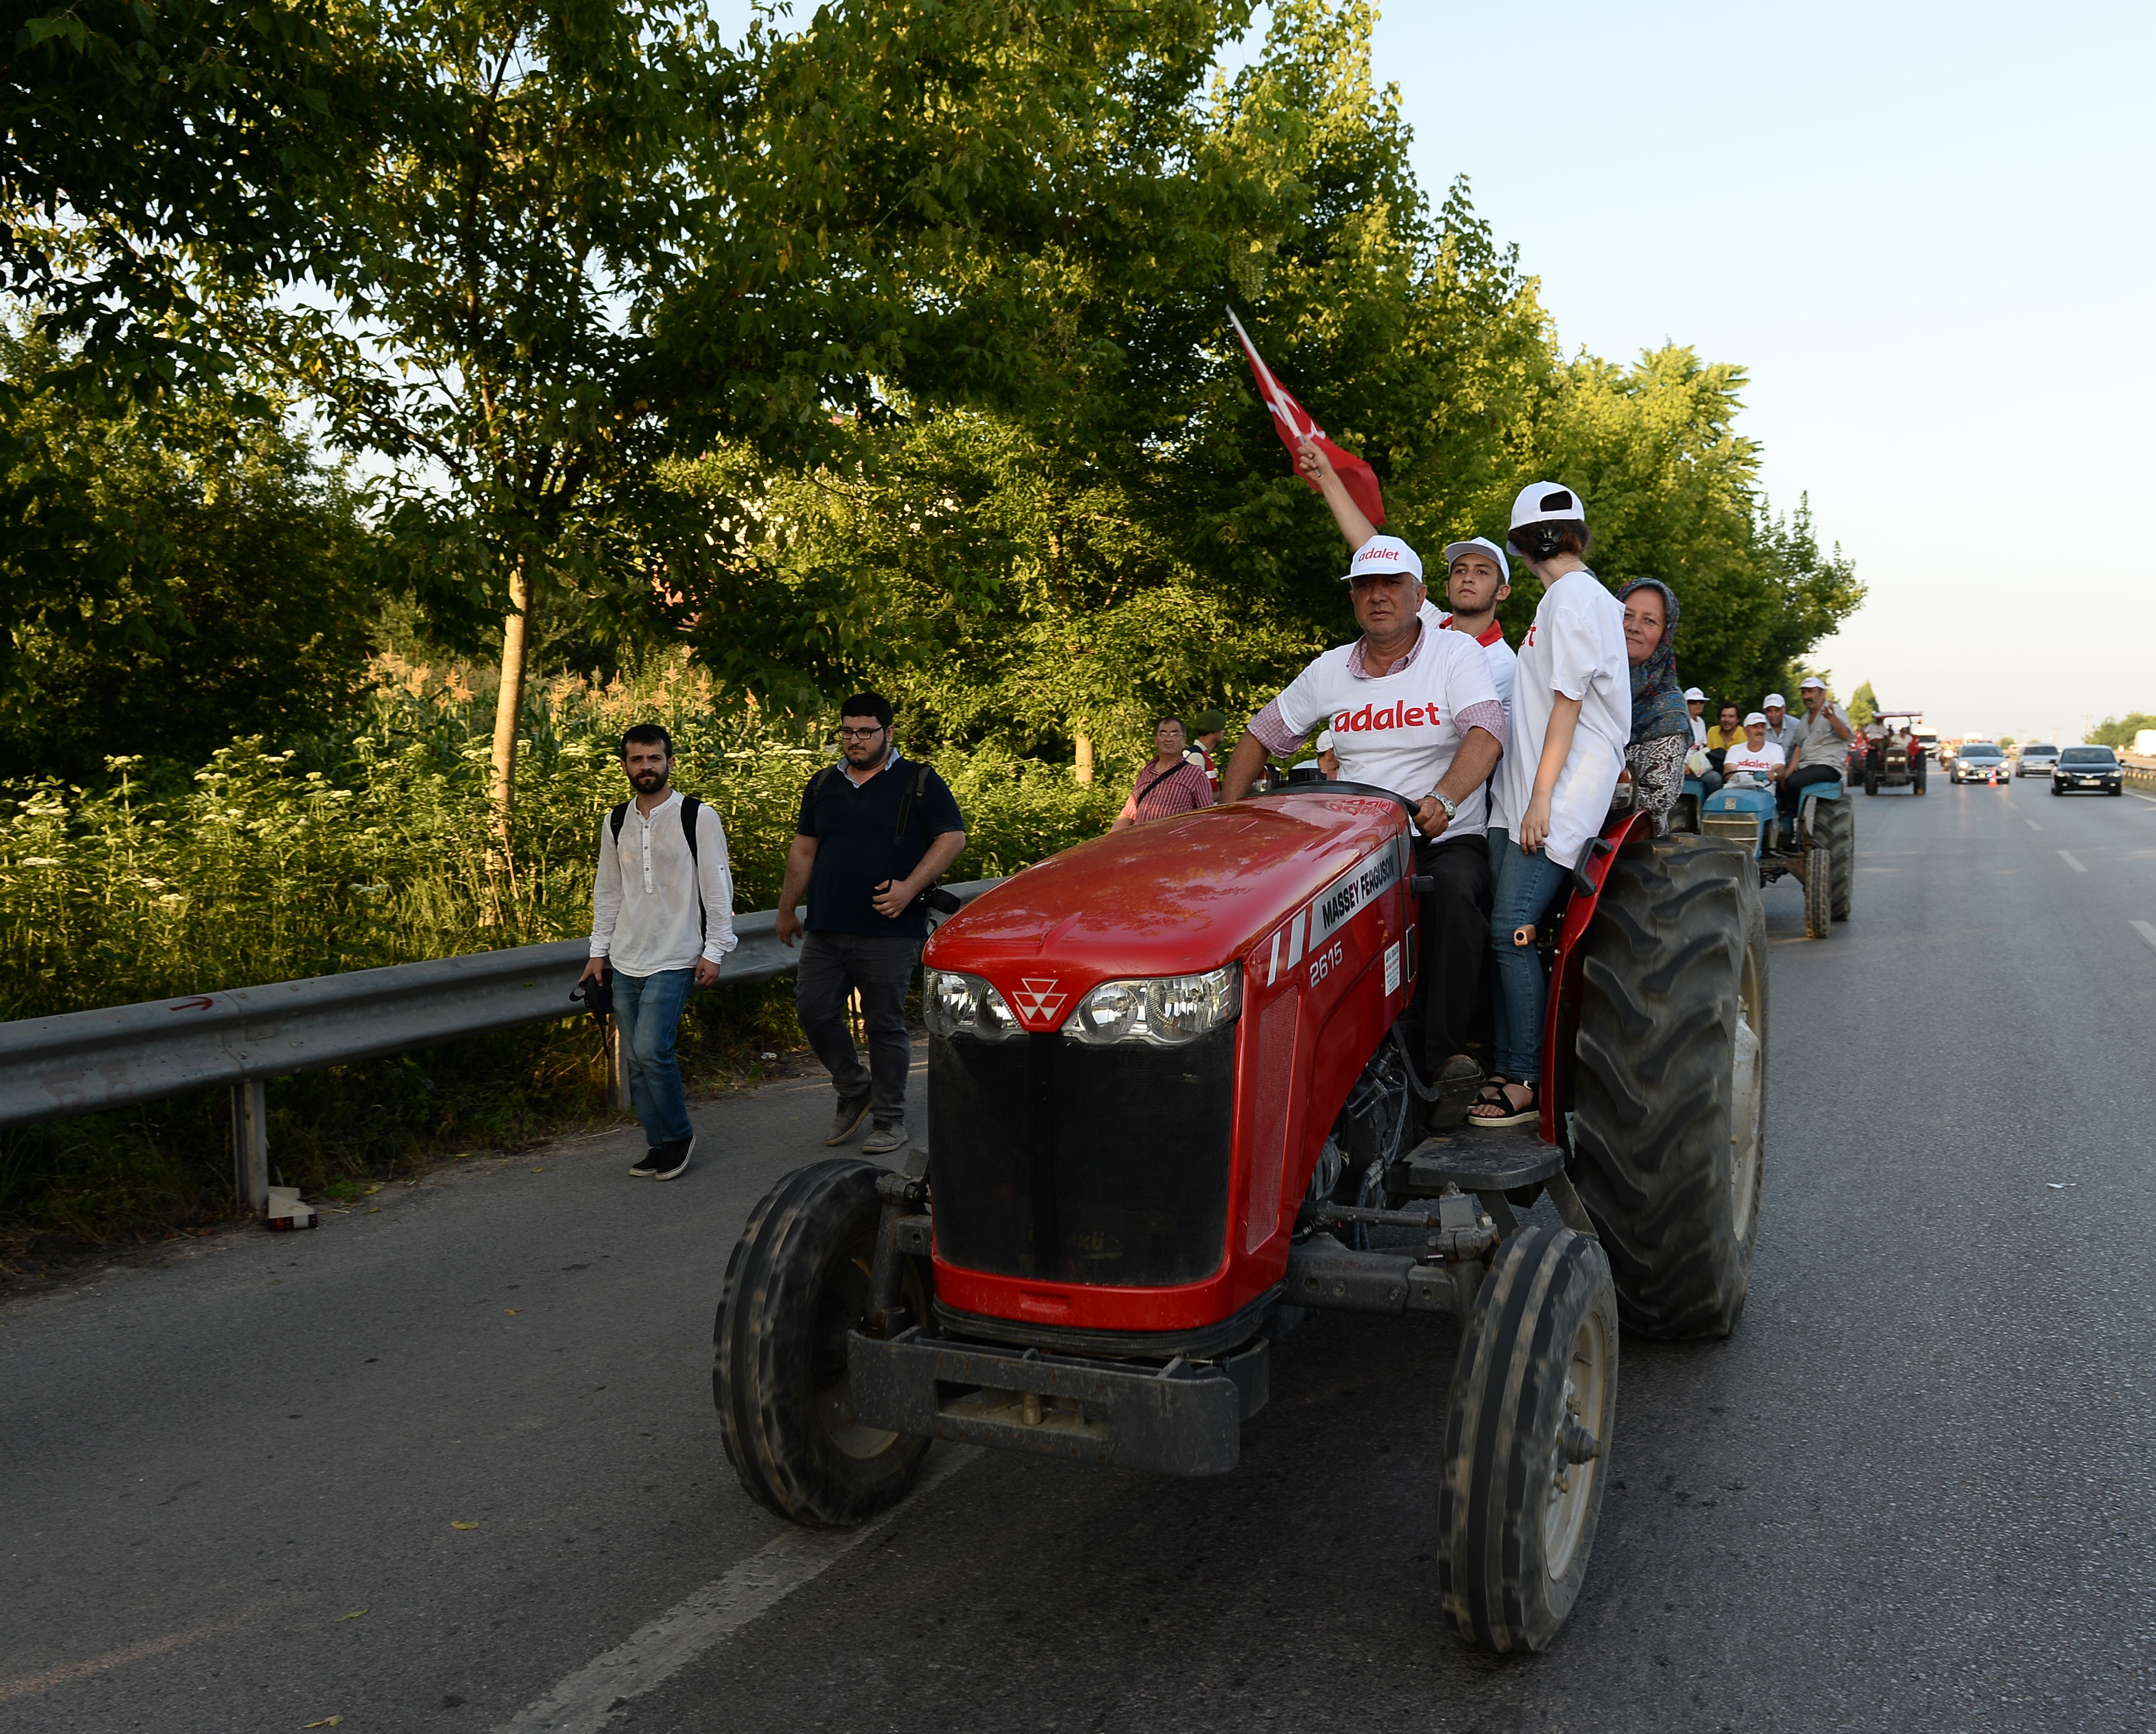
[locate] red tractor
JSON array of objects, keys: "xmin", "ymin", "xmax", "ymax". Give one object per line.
[{"xmin": 715, "ymin": 784, "xmax": 1768, "ymax": 1652}]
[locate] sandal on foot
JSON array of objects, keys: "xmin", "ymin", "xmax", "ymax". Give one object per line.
[{"xmin": 1467, "ymin": 1077, "xmax": 1537, "ymax": 1129}]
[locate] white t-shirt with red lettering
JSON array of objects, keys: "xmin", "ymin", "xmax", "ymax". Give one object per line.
[
  {"xmin": 1272, "ymin": 621, "xmax": 1502, "ymax": 837},
  {"xmin": 1490, "ymin": 568, "xmax": 1629, "ymax": 870},
  {"xmin": 1431, "ymin": 601, "xmax": 1518, "ymax": 724},
  {"xmin": 1722, "ymin": 739, "xmax": 1785, "ymax": 781}
]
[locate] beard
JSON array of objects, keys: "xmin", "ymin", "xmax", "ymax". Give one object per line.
[{"xmin": 630, "ymin": 768, "xmax": 667, "ymax": 790}]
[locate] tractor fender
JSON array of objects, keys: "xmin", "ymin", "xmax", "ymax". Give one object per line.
[{"xmin": 1540, "ymin": 810, "xmax": 1657, "ymax": 1145}]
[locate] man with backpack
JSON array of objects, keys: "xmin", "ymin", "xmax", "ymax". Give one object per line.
[
  {"xmin": 582, "ymin": 724, "xmax": 738, "ymax": 1181},
  {"xmin": 776, "ymin": 692, "xmax": 968, "ymax": 1156}
]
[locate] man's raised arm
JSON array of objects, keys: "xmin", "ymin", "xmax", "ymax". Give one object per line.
[{"xmin": 1297, "ymin": 435, "xmax": 1378, "ymax": 551}]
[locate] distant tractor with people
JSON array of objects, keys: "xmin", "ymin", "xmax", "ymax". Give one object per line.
[{"xmin": 1860, "ymin": 709, "xmax": 1927, "ymax": 795}]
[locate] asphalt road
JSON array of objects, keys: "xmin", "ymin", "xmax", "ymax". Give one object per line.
[{"xmin": 6, "ymin": 778, "xmax": 2156, "ymax": 1733}]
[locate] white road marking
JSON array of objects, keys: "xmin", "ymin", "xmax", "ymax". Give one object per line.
[
  {"xmin": 2134, "ymin": 922, "xmax": 2156, "ymax": 957},
  {"xmin": 2025, "ymin": 819, "xmax": 2041, "ymax": 831},
  {"xmin": 493, "ymin": 1447, "xmax": 980, "ymax": 1733},
  {"xmin": 2057, "ymin": 850, "xmax": 2088, "ymax": 873}
]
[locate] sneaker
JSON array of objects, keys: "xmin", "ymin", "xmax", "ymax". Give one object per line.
[
  {"xmin": 824, "ymin": 1092, "xmax": 872, "ymax": 1146},
  {"xmin": 653, "ymin": 1135, "xmax": 695, "ymax": 1181},
  {"xmin": 628, "ymin": 1148, "xmax": 661, "ymax": 1178},
  {"xmin": 861, "ymin": 1120, "xmax": 908, "ymax": 1157}
]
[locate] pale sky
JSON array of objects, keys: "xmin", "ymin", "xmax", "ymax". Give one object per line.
[
  {"xmin": 724, "ymin": 2, "xmax": 2154, "ymax": 742},
  {"xmin": 1360, "ymin": 0, "xmax": 2154, "ymax": 743}
]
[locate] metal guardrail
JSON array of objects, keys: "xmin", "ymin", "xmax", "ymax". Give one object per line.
[{"xmin": 0, "ymin": 878, "xmax": 1004, "ymax": 1210}]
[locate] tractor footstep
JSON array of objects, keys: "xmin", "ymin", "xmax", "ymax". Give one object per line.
[{"xmin": 1398, "ymin": 1134, "xmax": 1566, "ymax": 1195}]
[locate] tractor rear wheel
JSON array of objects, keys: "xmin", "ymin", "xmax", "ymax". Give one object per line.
[
  {"xmin": 1570, "ymin": 837, "xmax": 1766, "ymax": 1339},
  {"xmin": 1804, "ymin": 845, "xmax": 1831, "ymax": 938},
  {"xmin": 1813, "ymin": 799, "xmax": 1854, "ymax": 920},
  {"xmin": 1865, "ymin": 759, "xmax": 1879, "ymax": 795},
  {"xmin": 1438, "ymin": 1225, "xmax": 1618, "ymax": 1654},
  {"xmin": 714, "ymin": 1159, "xmax": 931, "ymax": 1527}
]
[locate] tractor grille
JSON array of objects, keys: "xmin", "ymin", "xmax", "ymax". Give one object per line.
[
  {"xmin": 1702, "ymin": 814, "xmax": 1760, "ymax": 846},
  {"xmin": 927, "ymin": 1024, "xmax": 1236, "ymax": 1288}
]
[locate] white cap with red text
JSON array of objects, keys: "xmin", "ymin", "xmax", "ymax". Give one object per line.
[
  {"xmin": 1344, "ymin": 535, "xmax": 1424, "ymax": 584},
  {"xmin": 1744, "ymin": 711, "xmax": 1768, "ymax": 727},
  {"xmin": 1683, "ymin": 686, "xmax": 1705, "ymax": 702},
  {"xmin": 1798, "ymin": 676, "xmax": 1825, "ymax": 691},
  {"xmin": 1763, "ymin": 692, "xmax": 1787, "ymax": 709}
]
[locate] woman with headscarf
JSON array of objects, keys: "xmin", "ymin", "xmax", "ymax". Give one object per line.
[{"xmin": 1617, "ymin": 578, "xmax": 1691, "ymax": 835}]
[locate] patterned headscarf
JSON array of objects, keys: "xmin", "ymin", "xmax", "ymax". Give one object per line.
[{"xmin": 1618, "ymin": 578, "xmax": 1690, "ymax": 748}]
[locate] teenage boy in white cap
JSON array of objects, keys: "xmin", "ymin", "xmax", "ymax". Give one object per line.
[
  {"xmin": 1221, "ymin": 438, "xmax": 1506, "ymax": 1104},
  {"xmin": 1777, "ymin": 676, "xmax": 1852, "ymax": 824},
  {"xmin": 1760, "ymin": 693, "xmax": 1800, "ymax": 757}
]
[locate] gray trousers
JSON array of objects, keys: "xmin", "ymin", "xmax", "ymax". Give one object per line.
[{"xmin": 794, "ymin": 930, "xmax": 921, "ymax": 1122}]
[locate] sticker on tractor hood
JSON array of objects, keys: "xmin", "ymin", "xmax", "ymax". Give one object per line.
[{"xmin": 1264, "ymin": 837, "xmax": 1406, "ymax": 985}]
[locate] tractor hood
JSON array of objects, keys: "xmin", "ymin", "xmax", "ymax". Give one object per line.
[{"xmin": 924, "ymin": 791, "xmax": 1408, "ymax": 1025}]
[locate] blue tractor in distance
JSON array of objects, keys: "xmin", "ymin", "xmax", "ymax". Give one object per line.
[{"xmin": 1673, "ymin": 774, "xmax": 1851, "ymax": 938}]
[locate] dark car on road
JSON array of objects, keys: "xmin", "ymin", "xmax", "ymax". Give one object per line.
[
  {"xmin": 2053, "ymin": 745, "xmax": 2124, "ymax": 796},
  {"xmin": 1951, "ymin": 742, "xmax": 2007, "ymax": 784}
]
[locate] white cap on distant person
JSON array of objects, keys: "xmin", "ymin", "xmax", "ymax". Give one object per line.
[
  {"xmin": 1798, "ymin": 676, "xmax": 1826, "ymax": 692},
  {"xmin": 1744, "ymin": 711, "xmax": 1767, "ymax": 727},
  {"xmin": 1683, "ymin": 686, "xmax": 1705, "ymax": 703},
  {"xmin": 1763, "ymin": 692, "xmax": 1787, "ymax": 710},
  {"xmin": 1443, "ymin": 536, "xmax": 1510, "ymax": 577},
  {"xmin": 1345, "ymin": 535, "xmax": 1424, "ymax": 584},
  {"xmin": 1508, "ymin": 481, "xmax": 1586, "ymax": 531}
]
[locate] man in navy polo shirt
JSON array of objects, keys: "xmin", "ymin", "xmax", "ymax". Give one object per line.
[{"xmin": 776, "ymin": 692, "xmax": 967, "ymax": 1154}]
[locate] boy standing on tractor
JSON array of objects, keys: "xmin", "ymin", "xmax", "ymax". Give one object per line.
[{"xmin": 1219, "ymin": 438, "xmax": 1506, "ymax": 1104}]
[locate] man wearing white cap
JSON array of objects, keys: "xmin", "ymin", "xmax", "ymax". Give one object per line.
[
  {"xmin": 1778, "ymin": 676, "xmax": 1853, "ymax": 824},
  {"xmin": 1760, "ymin": 693, "xmax": 1800, "ymax": 758},
  {"xmin": 1722, "ymin": 712, "xmax": 1785, "ymax": 784},
  {"xmin": 1683, "ymin": 688, "xmax": 1708, "ymax": 747},
  {"xmin": 1221, "ymin": 438, "xmax": 1506, "ymax": 1102},
  {"xmin": 1436, "ymin": 536, "xmax": 1518, "ymax": 723}
]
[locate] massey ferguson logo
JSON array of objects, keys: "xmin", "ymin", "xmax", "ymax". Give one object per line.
[{"xmin": 1010, "ymin": 977, "xmax": 1067, "ymax": 1025}]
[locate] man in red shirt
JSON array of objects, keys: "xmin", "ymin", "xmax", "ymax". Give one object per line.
[{"xmin": 1113, "ymin": 717, "xmax": 1215, "ymax": 828}]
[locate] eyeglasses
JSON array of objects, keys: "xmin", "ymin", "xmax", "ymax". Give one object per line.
[{"xmin": 837, "ymin": 725, "xmax": 885, "ymax": 741}]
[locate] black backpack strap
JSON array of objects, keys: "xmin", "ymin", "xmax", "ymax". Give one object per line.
[
  {"xmin": 680, "ymin": 796, "xmax": 707, "ymax": 945},
  {"xmin": 892, "ymin": 760, "xmax": 931, "ymax": 845},
  {"xmin": 609, "ymin": 801, "xmax": 628, "ymax": 842}
]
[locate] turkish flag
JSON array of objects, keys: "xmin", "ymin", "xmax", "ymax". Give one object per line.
[{"xmin": 1227, "ymin": 306, "xmax": 1385, "ymax": 528}]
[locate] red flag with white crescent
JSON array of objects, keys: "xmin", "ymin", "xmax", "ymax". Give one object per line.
[{"xmin": 1226, "ymin": 306, "xmax": 1385, "ymax": 528}]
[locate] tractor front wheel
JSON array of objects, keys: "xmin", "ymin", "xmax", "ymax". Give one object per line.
[
  {"xmin": 714, "ymin": 1160, "xmax": 931, "ymax": 1527},
  {"xmin": 1570, "ymin": 837, "xmax": 1767, "ymax": 1338},
  {"xmin": 1438, "ymin": 1225, "xmax": 1618, "ymax": 1654},
  {"xmin": 1804, "ymin": 845, "xmax": 1831, "ymax": 938}
]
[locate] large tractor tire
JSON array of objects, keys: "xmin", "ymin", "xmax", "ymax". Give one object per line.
[
  {"xmin": 1569, "ymin": 837, "xmax": 1767, "ymax": 1339},
  {"xmin": 714, "ymin": 1160, "xmax": 931, "ymax": 1527},
  {"xmin": 1915, "ymin": 756, "xmax": 1928, "ymax": 795},
  {"xmin": 1813, "ymin": 798, "xmax": 1854, "ymax": 921},
  {"xmin": 1865, "ymin": 759, "xmax": 1879, "ymax": 796},
  {"xmin": 1438, "ymin": 1225, "xmax": 1618, "ymax": 1654},
  {"xmin": 1803, "ymin": 845, "xmax": 1831, "ymax": 938}
]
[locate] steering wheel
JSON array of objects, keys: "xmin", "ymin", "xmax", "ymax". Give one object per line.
[{"xmin": 1256, "ymin": 778, "xmax": 1421, "ymax": 822}]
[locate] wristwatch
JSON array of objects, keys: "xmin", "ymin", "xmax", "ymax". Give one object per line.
[{"xmin": 1430, "ymin": 791, "xmax": 1459, "ymax": 820}]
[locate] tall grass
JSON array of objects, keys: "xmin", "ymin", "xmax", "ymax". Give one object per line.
[{"xmin": 0, "ymin": 658, "xmax": 1117, "ymax": 1254}]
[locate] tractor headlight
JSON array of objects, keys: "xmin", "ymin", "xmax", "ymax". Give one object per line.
[
  {"xmin": 924, "ymin": 970, "xmax": 1023, "ymax": 1041},
  {"xmin": 1065, "ymin": 965, "xmax": 1241, "ymax": 1046}
]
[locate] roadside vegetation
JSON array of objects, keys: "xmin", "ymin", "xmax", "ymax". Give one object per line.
[{"xmin": 1, "ymin": 0, "xmax": 1863, "ymax": 1252}]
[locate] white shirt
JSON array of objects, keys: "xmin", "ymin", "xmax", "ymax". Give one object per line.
[
  {"xmin": 1723, "ymin": 739, "xmax": 1786, "ymax": 780},
  {"xmin": 589, "ymin": 790, "xmax": 739, "ymax": 977},
  {"xmin": 1689, "ymin": 713, "xmax": 1709, "ymax": 747},
  {"xmin": 1273, "ymin": 620, "xmax": 1503, "ymax": 837},
  {"xmin": 1429, "ymin": 599, "xmax": 1520, "ymax": 727},
  {"xmin": 1490, "ymin": 569, "xmax": 1629, "ymax": 870}
]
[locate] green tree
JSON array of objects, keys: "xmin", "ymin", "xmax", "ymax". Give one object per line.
[
  {"xmin": 0, "ymin": 328, "xmax": 375, "ymax": 779},
  {"xmin": 1846, "ymin": 681, "xmax": 1877, "ymax": 728},
  {"xmin": 2089, "ymin": 712, "xmax": 2156, "ymax": 747}
]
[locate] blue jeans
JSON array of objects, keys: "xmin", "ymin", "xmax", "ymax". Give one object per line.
[
  {"xmin": 1486, "ymin": 829, "xmax": 1574, "ymax": 1082},
  {"xmin": 613, "ymin": 968, "xmax": 695, "ymax": 1146}
]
